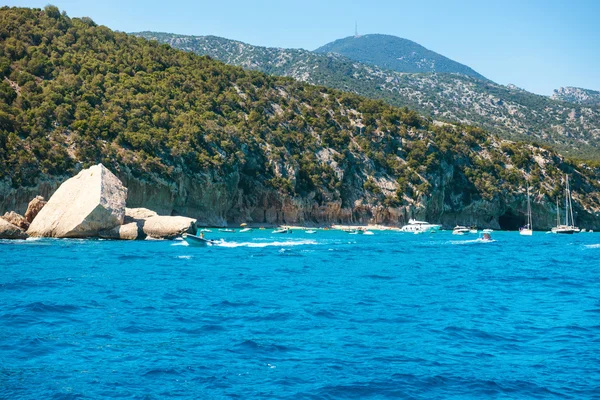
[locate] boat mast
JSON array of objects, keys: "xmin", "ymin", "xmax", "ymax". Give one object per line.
[
  {"xmin": 556, "ymin": 197, "xmax": 560, "ymax": 227},
  {"xmin": 564, "ymin": 175, "xmax": 569, "ymax": 226},
  {"xmin": 527, "ymin": 185, "xmax": 532, "ymax": 229},
  {"xmin": 567, "ymin": 175, "xmax": 575, "ymax": 227}
]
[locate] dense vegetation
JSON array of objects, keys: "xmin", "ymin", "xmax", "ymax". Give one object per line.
[
  {"xmin": 137, "ymin": 32, "xmax": 600, "ymax": 161},
  {"xmin": 314, "ymin": 34, "xmax": 486, "ymax": 79},
  {"xmin": 2, "ymin": 6, "xmax": 600, "ymax": 223}
]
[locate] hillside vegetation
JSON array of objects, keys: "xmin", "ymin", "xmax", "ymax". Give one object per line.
[
  {"xmin": 2, "ymin": 7, "xmax": 600, "ymax": 228},
  {"xmin": 136, "ymin": 33, "xmax": 600, "ymax": 161}
]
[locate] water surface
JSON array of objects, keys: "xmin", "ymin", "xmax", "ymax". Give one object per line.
[{"xmin": 1, "ymin": 231, "xmax": 599, "ymax": 398}]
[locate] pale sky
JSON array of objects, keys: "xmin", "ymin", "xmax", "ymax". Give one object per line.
[{"xmin": 4, "ymin": 0, "xmax": 599, "ymax": 95}]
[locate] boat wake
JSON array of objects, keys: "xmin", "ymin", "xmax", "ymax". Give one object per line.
[
  {"xmin": 583, "ymin": 244, "xmax": 600, "ymax": 249},
  {"xmin": 450, "ymin": 238, "xmax": 497, "ymax": 245},
  {"xmin": 213, "ymin": 239, "xmax": 318, "ymax": 248}
]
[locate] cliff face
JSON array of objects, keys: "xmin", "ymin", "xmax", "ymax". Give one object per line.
[{"xmin": 4, "ymin": 162, "xmax": 599, "ymax": 231}]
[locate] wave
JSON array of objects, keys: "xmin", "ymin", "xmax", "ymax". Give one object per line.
[
  {"xmin": 213, "ymin": 239, "xmax": 318, "ymax": 248},
  {"xmin": 584, "ymin": 244, "xmax": 600, "ymax": 249},
  {"xmin": 450, "ymin": 238, "xmax": 497, "ymax": 245}
]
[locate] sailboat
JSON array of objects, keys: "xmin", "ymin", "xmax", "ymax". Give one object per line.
[
  {"xmin": 551, "ymin": 175, "xmax": 580, "ymax": 234},
  {"xmin": 519, "ymin": 185, "xmax": 533, "ymax": 236}
]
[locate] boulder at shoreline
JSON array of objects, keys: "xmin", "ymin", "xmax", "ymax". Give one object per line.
[
  {"xmin": 2, "ymin": 211, "xmax": 29, "ymax": 230},
  {"xmin": 0, "ymin": 218, "xmax": 28, "ymax": 239},
  {"xmin": 27, "ymin": 164, "xmax": 127, "ymax": 238},
  {"xmin": 25, "ymin": 196, "xmax": 47, "ymax": 223},
  {"xmin": 99, "ymin": 208, "xmax": 196, "ymax": 240},
  {"xmin": 142, "ymin": 216, "xmax": 197, "ymax": 239}
]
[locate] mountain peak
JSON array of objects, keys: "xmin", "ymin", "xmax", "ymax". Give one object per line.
[{"xmin": 315, "ymin": 34, "xmax": 486, "ymax": 80}]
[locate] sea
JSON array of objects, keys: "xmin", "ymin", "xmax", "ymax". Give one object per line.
[{"xmin": 1, "ymin": 230, "xmax": 600, "ymax": 399}]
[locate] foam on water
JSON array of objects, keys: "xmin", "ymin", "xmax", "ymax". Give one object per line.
[{"xmin": 213, "ymin": 239, "xmax": 318, "ymax": 248}]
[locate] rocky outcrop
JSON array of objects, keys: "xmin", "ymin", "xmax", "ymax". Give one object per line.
[
  {"xmin": 141, "ymin": 216, "xmax": 196, "ymax": 239},
  {"xmin": 99, "ymin": 222, "xmax": 142, "ymax": 240},
  {"xmin": 2, "ymin": 211, "xmax": 29, "ymax": 230},
  {"xmin": 27, "ymin": 164, "xmax": 127, "ymax": 238},
  {"xmin": 124, "ymin": 207, "xmax": 158, "ymax": 222},
  {"xmin": 25, "ymin": 196, "xmax": 46, "ymax": 223},
  {"xmin": 0, "ymin": 219, "xmax": 28, "ymax": 239},
  {"xmin": 99, "ymin": 208, "xmax": 196, "ymax": 240}
]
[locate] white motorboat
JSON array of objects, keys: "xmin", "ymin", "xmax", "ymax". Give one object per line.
[
  {"xmin": 452, "ymin": 226, "xmax": 470, "ymax": 235},
  {"xmin": 182, "ymin": 233, "xmax": 217, "ymax": 246},
  {"xmin": 199, "ymin": 228, "xmax": 212, "ymax": 233},
  {"xmin": 520, "ymin": 185, "xmax": 533, "ymax": 236},
  {"xmin": 305, "ymin": 229, "xmax": 317, "ymax": 234},
  {"xmin": 482, "ymin": 229, "xmax": 494, "ymax": 233},
  {"xmin": 273, "ymin": 227, "xmax": 290, "ymax": 234},
  {"xmin": 239, "ymin": 228, "xmax": 252, "ymax": 233},
  {"xmin": 400, "ymin": 219, "xmax": 441, "ymax": 233},
  {"xmin": 218, "ymin": 228, "xmax": 235, "ymax": 233},
  {"xmin": 469, "ymin": 228, "xmax": 478, "ymax": 234},
  {"xmin": 551, "ymin": 175, "xmax": 580, "ymax": 234}
]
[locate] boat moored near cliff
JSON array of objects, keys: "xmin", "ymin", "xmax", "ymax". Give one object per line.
[{"xmin": 400, "ymin": 219, "xmax": 441, "ymax": 234}]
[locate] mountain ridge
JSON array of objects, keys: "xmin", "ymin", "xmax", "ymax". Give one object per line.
[
  {"xmin": 135, "ymin": 32, "xmax": 600, "ymax": 160},
  {"xmin": 552, "ymin": 86, "xmax": 600, "ymax": 106}
]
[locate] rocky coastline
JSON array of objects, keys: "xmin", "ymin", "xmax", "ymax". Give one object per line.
[
  {"xmin": 0, "ymin": 164, "xmax": 197, "ymax": 240},
  {"xmin": 2, "ymin": 163, "xmax": 599, "ymax": 240}
]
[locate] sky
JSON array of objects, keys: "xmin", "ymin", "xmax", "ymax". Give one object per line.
[{"xmin": 3, "ymin": 0, "xmax": 599, "ymax": 95}]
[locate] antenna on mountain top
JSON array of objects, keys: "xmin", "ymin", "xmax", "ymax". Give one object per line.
[{"xmin": 354, "ymin": 21, "xmax": 359, "ymax": 37}]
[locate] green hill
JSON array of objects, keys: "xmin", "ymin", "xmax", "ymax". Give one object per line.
[
  {"xmin": 2, "ymin": 6, "xmax": 600, "ymax": 229},
  {"xmin": 136, "ymin": 32, "xmax": 600, "ymax": 161},
  {"xmin": 315, "ymin": 34, "xmax": 487, "ymax": 80}
]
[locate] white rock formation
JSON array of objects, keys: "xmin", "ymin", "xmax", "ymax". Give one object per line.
[
  {"xmin": 142, "ymin": 216, "xmax": 196, "ymax": 239},
  {"xmin": 27, "ymin": 164, "xmax": 127, "ymax": 238}
]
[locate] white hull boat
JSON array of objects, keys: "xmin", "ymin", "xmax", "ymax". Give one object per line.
[
  {"xmin": 182, "ymin": 233, "xmax": 217, "ymax": 246},
  {"xmin": 552, "ymin": 175, "xmax": 579, "ymax": 235},
  {"xmin": 520, "ymin": 185, "xmax": 534, "ymax": 236},
  {"xmin": 400, "ymin": 219, "xmax": 441, "ymax": 233},
  {"xmin": 452, "ymin": 226, "xmax": 470, "ymax": 235}
]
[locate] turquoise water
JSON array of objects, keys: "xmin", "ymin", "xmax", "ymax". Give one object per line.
[{"xmin": 1, "ymin": 230, "xmax": 600, "ymax": 399}]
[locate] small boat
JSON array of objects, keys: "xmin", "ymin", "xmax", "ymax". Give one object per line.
[
  {"xmin": 400, "ymin": 219, "xmax": 441, "ymax": 233},
  {"xmin": 305, "ymin": 229, "xmax": 317, "ymax": 234},
  {"xmin": 199, "ymin": 228, "xmax": 212, "ymax": 233},
  {"xmin": 469, "ymin": 228, "xmax": 478, "ymax": 234},
  {"xmin": 348, "ymin": 229, "xmax": 364, "ymax": 235},
  {"xmin": 182, "ymin": 233, "xmax": 217, "ymax": 246},
  {"xmin": 452, "ymin": 226, "xmax": 470, "ymax": 235},
  {"xmin": 551, "ymin": 175, "xmax": 580, "ymax": 234},
  {"xmin": 519, "ymin": 185, "xmax": 533, "ymax": 236},
  {"xmin": 482, "ymin": 229, "xmax": 493, "ymax": 233},
  {"xmin": 218, "ymin": 228, "xmax": 235, "ymax": 233},
  {"xmin": 363, "ymin": 230, "xmax": 374, "ymax": 235},
  {"xmin": 273, "ymin": 227, "xmax": 290, "ymax": 234},
  {"xmin": 239, "ymin": 228, "xmax": 252, "ymax": 233},
  {"xmin": 478, "ymin": 232, "xmax": 494, "ymax": 242}
]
